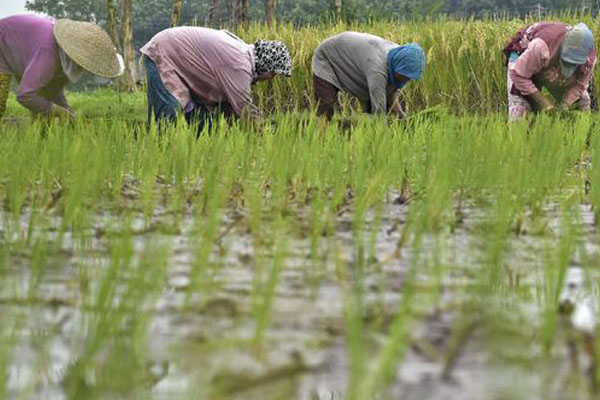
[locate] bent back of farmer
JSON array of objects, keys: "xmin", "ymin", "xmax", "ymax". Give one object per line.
[
  {"xmin": 0, "ymin": 14, "xmax": 123, "ymax": 122},
  {"xmin": 141, "ymin": 27, "xmax": 292, "ymax": 133},
  {"xmin": 504, "ymin": 22, "xmax": 596, "ymax": 121},
  {"xmin": 312, "ymin": 31, "xmax": 425, "ymax": 120}
]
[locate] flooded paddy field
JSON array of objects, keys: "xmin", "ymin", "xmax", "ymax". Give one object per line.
[{"xmin": 1, "ymin": 112, "xmax": 600, "ymax": 400}]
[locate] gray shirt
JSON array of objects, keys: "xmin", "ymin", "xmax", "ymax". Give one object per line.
[{"xmin": 313, "ymin": 31, "xmax": 398, "ymax": 114}]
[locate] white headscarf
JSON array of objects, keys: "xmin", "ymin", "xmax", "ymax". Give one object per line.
[{"xmin": 58, "ymin": 48, "xmax": 86, "ymax": 83}]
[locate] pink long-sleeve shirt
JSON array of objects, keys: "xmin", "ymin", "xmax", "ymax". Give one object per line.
[
  {"xmin": 0, "ymin": 14, "xmax": 69, "ymax": 114},
  {"xmin": 510, "ymin": 37, "xmax": 597, "ymax": 106},
  {"xmin": 141, "ymin": 27, "xmax": 259, "ymax": 118}
]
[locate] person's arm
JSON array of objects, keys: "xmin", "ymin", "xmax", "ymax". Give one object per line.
[
  {"xmin": 39, "ymin": 76, "xmax": 74, "ymax": 118},
  {"xmin": 510, "ymin": 39, "xmax": 553, "ymax": 110},
  {"xmin": 46, "ymin": 88, "xmax": 71, "ymax": 111},
  {"xmin": 215, "ymin": 66, "xmax": 260, "ymax": 122},
  {"xmin": 31, "ymin": 103, "xmax": 74, "ymax": 121},
  {"xmin": 526, "ymin": 91, "xmax": 554, "ymax": 112},
  {"xmin": 561, "ymin": 52, "xmax": 597, "ymax": 108},
  {"xmin": 17, "ymin": 48, "xmax": 68, "ymax": 115},
  {"xmin": 359, "ymin": 99, "xmax": 371, "ymax": 113},
  {"xmin": 366, "ymin": 70, "xmax": 388, "ymax": 115}
]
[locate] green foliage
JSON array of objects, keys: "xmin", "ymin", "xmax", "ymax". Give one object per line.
[{"xmin": 25, "ymin": 0, "xmax": 599, "ymax": 28}]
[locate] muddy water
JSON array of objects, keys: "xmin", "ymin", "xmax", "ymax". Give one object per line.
[{"xmin": 1, "ymin": 191, "xmax": 599, "ymax": 400}]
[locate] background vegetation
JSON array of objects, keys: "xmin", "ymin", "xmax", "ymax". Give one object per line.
[{"xmin": 24, "ymin": 0, "xmax": 600, "ymax": 48}]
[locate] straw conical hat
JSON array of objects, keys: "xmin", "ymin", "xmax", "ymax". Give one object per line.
[{"xmin": 54, "ymin": 19, "xmax": 122, "ymax": 79}]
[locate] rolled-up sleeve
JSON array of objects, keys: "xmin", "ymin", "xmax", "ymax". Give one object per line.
[
  {"xmin": 16, "ymin": 48, "xmax": 61, "ymax": 114},
  {"xmin": 509, "ymin": 38, "xmax": 550, "ymax": 96},
  {"xmin": 563, "ymin": 52, "xmax": 597, "ymax": 106}
]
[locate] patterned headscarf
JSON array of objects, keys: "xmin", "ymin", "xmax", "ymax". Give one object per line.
[
  {"xmin": 254, "ymin": 40, "xmax": 292, "ymax": 77},
  {"xmin": 387, "ymin": 43, "xmax": 426, "ymax": 88}
]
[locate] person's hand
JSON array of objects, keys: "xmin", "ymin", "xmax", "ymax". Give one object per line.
[
  {"xmin": 240, "ymin": 111, "xmax": 262, "ymax": 132},
  {"xmin": 527, "ymin": 91, "xmax": 555, "ymax": 113},
  {"xmin": 551, "ymin": 102, "xmax": 574, "ymax": 118},
  {"xmin": 49, "ymin": 104, "xmax": 76, "ymax": 122},
  {"xmin": 389, "ymin": 98, "xmax": 407, "ymax": 119},
  {"xmin": 388, "ymin": 91, "xmax": 407, "ymax": 119},
  {"xmin": 240, "ymin": 105, "xmax": 264, "ymax": 132}
]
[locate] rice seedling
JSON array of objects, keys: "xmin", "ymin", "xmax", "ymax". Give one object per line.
[{"xmin": 1, "ymin": 15, "xmax": 600, "ymax": 400}]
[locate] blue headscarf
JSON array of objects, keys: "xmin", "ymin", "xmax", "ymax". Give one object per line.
[{"xmin": 387, "ymin": 43, "xmax": 426, "ymax": 88}]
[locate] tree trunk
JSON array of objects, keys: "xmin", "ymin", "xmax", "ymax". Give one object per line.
[
  {"xmin": 334, "ymin": 0, "xmax": 342, "ymax": 21},
  {"xmin": 107, "ymin": 0, "xmax": 120, "ymax": 49},
  {"xmin": 170, "ymin": 0, "xmax": 184, "ymax": 28},
  {"xmin": 229, "ymin": 0, "xmax": 238, "ymax": 28},
  {"xmin": 121, "ymin": 0, "xmax": 137, "ymax": 91},
  {"xmin": 240, "ymin": 0, "xmax": 249, "ymax": 29},
  {"xmin": 205, "ymin": 0, "xmax": 220, "ymax": 27},
  {"xmin": 264, "ymin": 0, "xmax": 275, "ymax": 27}
]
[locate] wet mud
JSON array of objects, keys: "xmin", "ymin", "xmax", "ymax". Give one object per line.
[{"xmin": 0, "ymin": 184, "xmax": 598, "ymax": 400}]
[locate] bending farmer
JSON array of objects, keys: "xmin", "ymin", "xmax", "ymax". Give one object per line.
[
  {"xmin": 504, "ymin": 22, "xmax": 596, "ymax": 121},
  {"xmin": 0, "ymin": 14, "xmax": 124, "ymax": 121},
  {"xmin": 141, "ymin": 27, "xmax": 292, "ymax": 131},
  {"xmin": 312, "ymin": 31, "xmax": 425, "ymax": 120}
]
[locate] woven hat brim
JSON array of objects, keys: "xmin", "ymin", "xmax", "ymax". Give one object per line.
[{"xmin": 54, "ymin": 19, "xmax": 122, "ymax": 79}]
